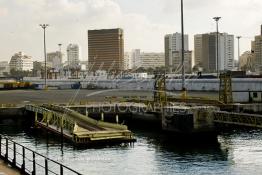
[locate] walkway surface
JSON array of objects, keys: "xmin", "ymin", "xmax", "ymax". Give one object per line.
[
  {"xmin": 0, "ymin": 160, "xmax": 20, "ymax": 175},
  {"xmin": 0, "ymin": 89, "xmax": 218, "ymax": 105}
]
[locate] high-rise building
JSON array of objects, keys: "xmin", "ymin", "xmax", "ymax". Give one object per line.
[
  {"xmin": 67, "ymin": 44, "xmax": 80, "ymax": 68},
  {"xmin": 124, "ymin": 52, "xmax": 132, "ymax": 70},
  {"xmin": 0, "ymin": 61, "xmax": 10, "ymax": 77},
  {"xmin": 9, "ymin": 52, "xmax": 33, "ymax": 71},
  {"xmin": 254, "ymin": 25, "xmax": 262, "ymax": 74},
  {"xmin": 194, "ymin": 33, "xmax": 234, "ymax": 72},
  {"xmin": 239, "ymin": 51, "xmax": 255, "ymax": 71},
  {"xmin": 47, "ymin": 51, "xmax": 63, "ymax": 71},
  {"xmin": 165, "ymin": 33, "xmax": 189, "ymax": 73},
  {"xmin": 172, "ymin": 51, "xmax": 192, "ymax": 73},
  {"xmin": 139, "ymin": 52, "xmax": 165, "ymax": 69},
  {"xmin": 88, "ymin": 28, "xmax": 124, "ymax": 72},
  {"xmin": 130, "ymin": 49, "xmax": 141, "ymax": 69}
]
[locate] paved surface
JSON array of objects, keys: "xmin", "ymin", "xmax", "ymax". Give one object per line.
[
  {"xmin": 0, "ymin": 89, "xmax": 218, "ymax": 105},
  {"xmin": 0, "ymin": 160, "xmax": 20, "ymax": 175}
]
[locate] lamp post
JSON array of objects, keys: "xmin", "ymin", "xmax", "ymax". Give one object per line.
[
  {"xmin": 181, "ymin": 0, "xmax": 185, "ymax": 91},
  {"xmin": 236, "ymin": 36, "xmax": 241, "ymax": 70},
  {"xmin": 39, "ymin": 24, "xmax": 49, "ymax": 88},
  {"xmin": 213, "ymin": 17, "xmax": 221, "ymax": 77}
]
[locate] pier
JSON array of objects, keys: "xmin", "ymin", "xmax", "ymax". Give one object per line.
[{"xmin": 25, "ymin": 104, "xmax": 135, "ymax": 145}]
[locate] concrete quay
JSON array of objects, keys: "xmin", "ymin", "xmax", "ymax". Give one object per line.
[{"xmin": 0, "ymin": 160, "xmax": 20, "ymax": 175}]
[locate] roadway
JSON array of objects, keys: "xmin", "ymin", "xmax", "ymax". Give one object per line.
[{"xmin": 0, "ymin": 89, "xmax": 218, "ymax": 105}]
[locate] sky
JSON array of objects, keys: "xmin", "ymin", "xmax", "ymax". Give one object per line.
[{"xmin": 0, "ymin": 0, "xmax": 262, "ymax": 62}]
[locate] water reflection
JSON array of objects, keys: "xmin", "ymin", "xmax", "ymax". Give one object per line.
[{"xmin": 2, "ymin": 124, "xmax": 262, "ymax": 174}]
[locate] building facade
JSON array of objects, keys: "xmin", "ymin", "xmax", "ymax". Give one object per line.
[
  {"xmin": 253, "ymin": 26, "xmax": 262, "ymax": 74},
  {"xmin": 47, "ymin": 51, "xmax": 63, "ymax": 71},
  {"xmin": 130, "ymin": 49, "xmax": 141, "ymax": 69},
  {"xmin": 88, "ymin": 28, "xmax": 124, "ymax": 72},
  {"xmin": 172, "ymin": 51, "xmax": 192, "ymax": 73},
  {"xmin": 0, "ymin": 61, "xmax": 10, "ymax": 77},
  {"xmin": 165, "ymin": 33, "xmax": 189, "ymax": 73},
  {"xmin": 239, "ymin": 51, "xmax": 255, "ymax": 71},
  {"xmin": 139, "ymin": 52, "xmax": 165, "ymax": 69},
  {"xmin": 67, "ymin": 44, "xmax": 80, "ymax": 68},
  {"xmin": 194, "ymin": 33, "xmax": 234, "ymax": 73},
  {"xmin": 124, "ymin": 52, "xmax": 132, "ymax": 70},
  {"xmin": 9, "ymin": 52, "xmax": 33, "ymax": 71}
]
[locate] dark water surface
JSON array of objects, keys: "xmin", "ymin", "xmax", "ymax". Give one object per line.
[{"xmin": 1, "ymin": 125, "xmax": 262, "ymax": 175}]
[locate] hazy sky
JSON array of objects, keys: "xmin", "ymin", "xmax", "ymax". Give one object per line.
[{"xmin": 0, "ymin": 0, "xmax": 262, "ymax": 62}]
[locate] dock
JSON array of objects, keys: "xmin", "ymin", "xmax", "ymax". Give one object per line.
[{"xmin": 25, "ymin": 104, "xmax": 136, "ymax": 145}]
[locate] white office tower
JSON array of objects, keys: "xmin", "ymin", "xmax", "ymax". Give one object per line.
[
  {"xmin": 130, "ymin": 49, "xmax": 141, "ymax": 69},
  {"xmin": 67, "ymin": 44, "xmax": 80, "ymax": 68},
  {"xmin": 9, "ymin": 52, "xmax": 33, "ymax": 71}
]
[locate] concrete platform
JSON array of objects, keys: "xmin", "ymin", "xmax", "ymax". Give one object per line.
[
  {"xmin": 0, "ymin": 160, "xmax": 20, "ymax": 175},
  {"xmin": 0, "ymin": 89, "xmax": 218, "ymax": 105}
]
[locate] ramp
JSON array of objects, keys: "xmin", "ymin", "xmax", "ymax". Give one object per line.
[{"xmin": 25, "ymin": 104, "xmax": 135, "ymax": 145}]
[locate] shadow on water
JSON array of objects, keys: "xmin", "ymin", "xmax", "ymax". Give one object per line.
[{"xmin": 133, "ymin": 128, "xmax": 229, "ymax": 161}]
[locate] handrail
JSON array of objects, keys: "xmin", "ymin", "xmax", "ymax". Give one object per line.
[{"xmin": 0, "ymin": 135, "xmax": 82, "ymax": 175}]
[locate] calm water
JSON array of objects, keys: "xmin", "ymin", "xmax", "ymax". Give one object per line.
[{"xmin": 1, "ymin": 125, "xmax": 262, "ymax": 175}]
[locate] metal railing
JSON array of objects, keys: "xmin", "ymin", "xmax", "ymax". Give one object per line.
[{"xmin": 0, "ymin": 135, "xmax": 82, "ymax": 175}]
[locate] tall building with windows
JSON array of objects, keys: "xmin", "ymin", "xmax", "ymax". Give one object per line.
[
  {"xmin": 0, "ymin": 61, "xmax": 10, "ymax": 76},
  {"xmin": 9, "ymin": 52, "xmax": 33, "ymax": 71},
  {"xmin": 130, "ymin": 49, "xmax": 141, "ymax": 69},
  {"xmin": 172, "ymin": 51, "xmax": 192, "ymax": 73},
  {"xmin": 67, "ymin": 44, "xmax": 80, "ymax": 68},
  {"xmin": 194, "ymin": 33, "xmax": 234, "ymax": 72},
  {"xmin": 139, "ymin": 52, "xmax": 165, "ymax": 69},
  {"xmin": 47, "ymin": 51, "xmax": 63, "ymax": 71},
  {"xmin": 88, "ymin": 28, "xmax": 124, "ymax": 72},
  {"xmin": 124, "ymin": 52, "xmax": 132, "ymax": 70},
  {"xmin": 253, "ymin": 25, "xmax": 262, "ymax": 74},
  {"xmin": 165, "ymin": 32, "xmax": 189, "ymax": 73}
]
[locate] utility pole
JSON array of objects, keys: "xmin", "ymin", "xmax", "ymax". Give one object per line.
[
  {"xmin": 39, "ymin": 24, "xmax": 49, "ymax": 88},
  {"xmin": 236, "ymin": 36, "xmax": 241, "ymax": 70},
  {"xmin": 181, "ymin": 0, "xmax": 185, "ymax": 91},
  {"xmin": 213, "ymin": 17, "xmax": 221, "ymax": 77}
]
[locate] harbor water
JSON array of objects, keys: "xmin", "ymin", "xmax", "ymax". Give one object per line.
[{"xmin": 1, "ymin": 124, "xmax": 262, "ymax": 175}]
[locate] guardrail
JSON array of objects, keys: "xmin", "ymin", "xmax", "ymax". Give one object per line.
[{"xmin": 0, "ymin": 135, "xmax": 82, "ymax": 175}]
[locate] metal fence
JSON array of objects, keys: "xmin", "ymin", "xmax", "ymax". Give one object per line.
[{"xmin": 0, "ymin": 135, "xmax": 82, "ymax": 175}]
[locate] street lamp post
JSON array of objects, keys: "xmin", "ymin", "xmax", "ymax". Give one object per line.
[
  {"xmin": 213, "ymin": 17, "xmax": 221, "ymax": 77},
  {"xmin": 181, "ymin": 0, "xmax": 185, "ymax": 91},
  {"xmin": 236, "ymin": 36, "xmax": 241, "ymax": 70},
  {"xmin": 39, "ymin": 24, "xmax": 49, "ymax": 88}
]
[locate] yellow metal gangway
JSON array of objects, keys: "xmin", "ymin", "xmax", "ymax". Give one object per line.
[{"xmin": 25, "ymin": 104, "xmax": 135, "ymax": 145}]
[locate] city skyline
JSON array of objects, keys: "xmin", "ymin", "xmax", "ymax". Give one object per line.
[{"xmin": 0, "ymin": 0, "xmax": 262, "ymax": 61}]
